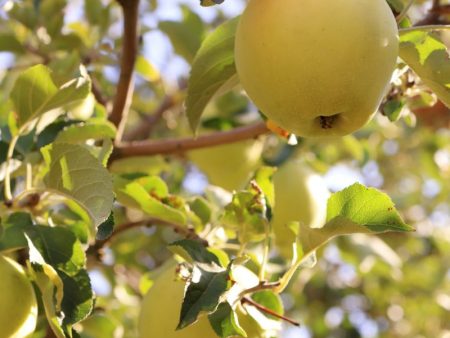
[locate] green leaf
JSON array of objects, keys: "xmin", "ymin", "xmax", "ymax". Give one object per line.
[
  {"xmin": 10, "ymin": 65, "xmax": 91, "ymax": 129},
  {"xmin": 27, "ymin": 225, "xmax": 86, "ymax": 276},
  {"xmin": 159, "ymin": 6, "xmax": 204, "ymax": 63},
  {"xmin": 135, "ymin": 55, "xmax": 160, "ymax": 82},
  {"xmin": 399, "ymin": 28, "xmax": 450, "ymax": 107},
  {"xmin": 96, "ymin": 212, "xmax": 115, "ymax": 241},
  {"xmin": 0, "ymin": 212, "xmax": 34, "ymax": 251},
  {"xmin": 382, "ymin": 98, "xmax": 406, "ymax": 122},
  {"xmin": 60, "ymin": 269, "xmax": 94, "ymax": 326},
  {"xmin": 326, "ymin": 183, "xmax": 413, "ymax": 233},
  {"xmin": 0, "ymin": 33, "xmax": 26, "ymax": 53},
  {"xmin": 189, "ymin": 197, "xmax": 212, "ymax": 225},
  {"xmin": 221, "ymin": 188, "xmax": 268, "ymax": 244},
  {"xmin": 294, "ymin": 183, "xmax": 413, "ymax": 260},
  {"xmin": 169, "ymin": 239, "xmax": 222, "ymax": 266},
  {"xmin": 178, "ymin": 266, "xmax": 230, "ymax": 329},
  {"xmin": 26, "ymin": 235, "xmax": 66, "ymax": 338},
  {"xmin": 54, "ymin": 121, "xmax": 116, "ymax": 144},
  {"xmin": 186, "ymin": 17, "xmax": 239, "ymax": 132},
  {"xmin": 208, "ymin": 302, "xmax": 246, "ymax": 338},
  {"xmin": 41, "ymin": 143, "xmax": 114, "ymax": 227},
  {"xmin": 117, "ymin": 180, "xmax": 186, "ymax": 225},
  {"xmin": 254, "ymin": 167, "xmax": 277, "ymax": 208}
]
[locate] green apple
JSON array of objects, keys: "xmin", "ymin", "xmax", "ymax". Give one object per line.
[
  {"xmin": 138, "ymin": 260, "xmax": 277, "ymax": 338},
  {"xmin": 0, "ymin": 255, "xmax": 38, "ymax": 338},
  {"xmin": 235, "ymin": 0, "xmax": 399, "ymax": 137},
  {"xmin": 272, "ymin": 160, "xmax": 330, "ymax": 258},
  {"xmin": 189, "ymin": 139, "xmax": 264, "ymax": 191}
]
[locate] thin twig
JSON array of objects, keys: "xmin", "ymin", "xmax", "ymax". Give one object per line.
[
  {"xmin": 90, "ymin": 74, "xmax": 109, "ymax": 107},
  {"xmin": 123, "ymin": 94, "xmax": 181, "ymax": 141},
  {"xmin": 396, "ymin": 0, "xmax": 416, "ymax": 23},
  {"xmin": 109, "ymin": 0, "xmax": 140, "ymax": 141},
  {"xmin": 111, "ymin": 121, "xmax": 269, "ymax": 160},
  {"xmin": 241, "ymin": 297, "xmax": 300, "ymax": 326},
  {"xmin": 88, "ymin": 217, "xmax": 205, "ymax": 258},
  {"xmin": 239, "ymin": 281, "xmax": 281, "ymax": 298}
]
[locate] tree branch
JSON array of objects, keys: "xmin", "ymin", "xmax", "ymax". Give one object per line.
[
  {"xmin": 111, "ymin": 121, "xmax": 270, "ymax": 160},
  {"xmin": 123, "ymin": 93, "xmax": 182, "ymax": 141},
  {"xmin": 109, "ymin": 0, "xmax": 140, "ymax": 141}
]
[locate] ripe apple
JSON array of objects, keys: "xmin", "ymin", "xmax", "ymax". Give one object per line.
[
  {"xmin": 189, "ymin": 139, "xmax": 264, "ymax": 191},
  {"xmin": 272, "ymin": 161, "xmax": 330, "ymax": 258},
  {"xmin": 0, "ymin": 255, "xmax": 38, "ymax": 338},
  {"xmin": 235, "ymin": 0, "xmax": 399, "ymax": 137},
  {"xmin": 138, "ymin": 260, "xmax": 276, "ymax": 338}
]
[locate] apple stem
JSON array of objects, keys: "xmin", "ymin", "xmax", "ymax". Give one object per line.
[
  {"xmin": 239, "ymin": 281, "xmax": 281, "ymax": 299},
  {"xmin": 241, "ymin": 296, "xmax": 300, "ymax": 326}
]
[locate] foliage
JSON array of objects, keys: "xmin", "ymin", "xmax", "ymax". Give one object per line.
[{"xmin": 0, "ymin": 0, "xmax": 449, "ymax": 337}]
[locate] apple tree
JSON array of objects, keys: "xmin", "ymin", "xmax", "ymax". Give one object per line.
[{"xmin": 0, "ymin": 0, "xmax": 449, "ymax": 337}]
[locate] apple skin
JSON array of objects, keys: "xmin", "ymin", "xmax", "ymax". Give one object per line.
[
  {"xmin": 189, "ymin": 139, "xmax": 264, "ymax": 191},
  {"xmin": 138, "ymin": 261, "xmax": 270, "ymax": 338},
  {"xmin": 235, "ymin": 0, "xmax": 399, "ymax": 137},
  {"xmin": 272, "ymin": 161, "xmax": 330, "ymax": 258},
  {"xmin": 0, "ymin": 255, "xmax": 38, "ymax": 338}
]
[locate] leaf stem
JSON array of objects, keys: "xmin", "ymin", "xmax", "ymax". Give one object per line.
[
  {"xmin": 241, "ymin": 297, "xmax": 300, "ymax": 326},
  {"xmin": 399, "ymin": 24, "xmax": 450, "ymax": 33},
  {"xmin": 4, "ymin": 135, "xmax": 19, "ymax": 203},
  {"xmin": 259, "ymin": 221, "xmax": 270, "ymax": 281},
  {"xmin": 396, "ymin": 0, "xmax": 416, "ymax": 23}
]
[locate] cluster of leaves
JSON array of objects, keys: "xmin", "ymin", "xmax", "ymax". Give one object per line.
[{"xmin": 0, "ymin": 0, "xmax": 448, "ymax": 337}]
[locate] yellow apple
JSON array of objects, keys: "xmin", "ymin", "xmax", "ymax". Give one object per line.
[
  {"xmin": 272, "ymin": 161, "xmax": 330, "ymax": 258},
  {"xmin": 235, "ymin": 0, "xmax": 399, "ymax": 137},
  {"xmin": 138, "ymin": 260, "xmax": 277, "ymax": 338},
  {"xmin": 0, "ymin": 255, "xmax": 38, "ymax": 338},
  {"xmin": 189, "ymin": 139, "xmax": 264, "ymax": 191}
]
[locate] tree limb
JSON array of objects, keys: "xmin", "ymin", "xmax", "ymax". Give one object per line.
[
  {"xmin": 111, "ymin": 121, "xmax": 270, "ymax": 160},
  {"xmin": 109, "ymin": 0, "xmax": 140, "ymax": 141}
]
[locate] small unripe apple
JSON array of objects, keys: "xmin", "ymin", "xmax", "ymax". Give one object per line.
[
  {"xmin": 272, "ymin": 161, "xmax": 330, "ymax": 258},
  {"xmin": 138, "ymin": 261, "xmax": 272, "ymax": 338},
  {"xmin": 235, "ymin": 0, "xmax": 399, "ymax": 137},
  {"xmin": 0, "ymin": 255, "xmax": 38, "ymax": 338},
  {"xmin": 189, "ymin": 139, "xmax": 264, "ymax": 191}
]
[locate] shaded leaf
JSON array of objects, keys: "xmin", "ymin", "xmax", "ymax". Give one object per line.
[
  {"xmin": 41, "ymin": 143, "xmax": 114, "ymax": 227},
  {"xmin": 399, "ymin": 28, "xmax": 450, "ymax": 107},
  {"xmin": 96, "ymin": 212, "xmax": 115, "ymax": 241},
  {"xmin": 169, "ymin": 239, "xmax": 222, "ymax": 266},
  {"xmin": 60, "ymin": 269, "xmax": 94, "ymax": 326},
  {"xmin": 208, "ymin": 302, "xmax": 246, "ymax": 338},
  {"xmin": 159, "ymin": 6, "xmax": 204, "ymax": 63},
  {"xmin": 54, "ymin": 121, "xmax": 116, "ymax": 144},
  {"xmin": 178, "ymin": 266, "xmax": 230, "ymax": 329},
  {"xmin": 10, "ymin": 65, "xmax": 90, "ymax": 129},
  {"xmin": 186, "ymin": 17, "xmax": 239, "ymax": 132},
  {"xmin": 117, "ymin": 180, "xmax": 186, "ymax": 225}
]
